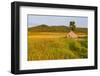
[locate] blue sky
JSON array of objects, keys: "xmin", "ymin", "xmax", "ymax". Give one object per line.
[{"xmin": 27, "ymin": 15, "xmax": 88, "ymax": 28}]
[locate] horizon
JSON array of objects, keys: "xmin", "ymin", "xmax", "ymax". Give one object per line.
[
  {"xmin": 28, "ymin": 24, "xmax": 88, "ymax": 28},
  {"xmin": 27, "ymin": 15, "xmax": 88, "ymax": 28}
]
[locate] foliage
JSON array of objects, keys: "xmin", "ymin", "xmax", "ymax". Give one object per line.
[
  {"xmin": 68, "ymin": 38, "xmax": 88, "ymax": 58},
  {"xmin": 69, "ymin": 21, "xmax": 76, "ymax": 31}
]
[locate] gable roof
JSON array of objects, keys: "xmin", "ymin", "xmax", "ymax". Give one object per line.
[{"xmin": 67, "ymin": 31, "xmax": 78, "ymax": 38}]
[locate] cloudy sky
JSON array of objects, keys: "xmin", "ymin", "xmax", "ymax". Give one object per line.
[{"xmin": 27, "ymin": 14, "xmax": 88, "ymax": 28}]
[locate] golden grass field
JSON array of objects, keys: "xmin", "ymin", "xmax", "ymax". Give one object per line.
[{"xmin": 28, "ymin": 32, "xmax": 88, "ymax": 61}]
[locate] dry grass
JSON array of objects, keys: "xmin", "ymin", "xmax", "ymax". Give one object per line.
[{"xmin": 28, "ymin": 32, "xmax": 88, "ymax": 61}]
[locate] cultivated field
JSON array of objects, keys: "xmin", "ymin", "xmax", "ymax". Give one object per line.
[{"xmin": 28, "ymin": 32, "xmax": 88, "ymax": 61}]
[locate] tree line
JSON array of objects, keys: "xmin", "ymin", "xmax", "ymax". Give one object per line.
[{"xmin": 28, "ymin": 21, "xmax": 87, "ymax": 33}]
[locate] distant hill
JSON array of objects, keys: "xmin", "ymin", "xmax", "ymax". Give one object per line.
[{"xmin": 28, "ymin": 24, "xmax": 88, "ymax": 33}]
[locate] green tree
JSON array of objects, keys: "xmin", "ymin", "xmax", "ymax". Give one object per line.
[{"xmin": 69, "ymin": 21, "xmax": 76, "ymax": 31}]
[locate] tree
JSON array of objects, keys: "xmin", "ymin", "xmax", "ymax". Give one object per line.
[{"xmin": 69, "ymin": 21, "xmax": 76, "ymax": 31}]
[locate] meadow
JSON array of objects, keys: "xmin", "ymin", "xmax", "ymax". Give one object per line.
[{"xmin": 28, "ymin": 31, "xmax": 88, "ymax": 61}]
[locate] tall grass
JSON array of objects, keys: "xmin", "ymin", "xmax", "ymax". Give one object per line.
[
  {"xmin": 68, "ymin": 38, "xmax": 88, "ymax": 58},
  {"xmin": 28, "ymin": 34, "xmax": 88, "ymax": 61}
]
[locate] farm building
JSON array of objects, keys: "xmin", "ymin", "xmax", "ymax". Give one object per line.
[{"xmin": 67, "ymin": 31, "xmax": 78, "ymax": 38}]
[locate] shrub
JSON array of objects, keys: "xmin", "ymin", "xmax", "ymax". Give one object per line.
[{"xmin": 68, "ymin": 39, "xmax": 88, "ymax": 58}]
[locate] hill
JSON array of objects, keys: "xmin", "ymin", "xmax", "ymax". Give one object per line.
[{"xmin": 28, "ymin": 24, "xmax": 88, "ymax": 33}]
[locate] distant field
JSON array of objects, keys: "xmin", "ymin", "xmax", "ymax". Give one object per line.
[{"xmin": 28, "ymin": 32, "xmax": 88, "ymax": 61}]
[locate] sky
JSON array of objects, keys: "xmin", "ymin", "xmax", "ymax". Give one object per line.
[{"xmin": 27, "ymin": 15, "xmax": 88, "ymax": 28}]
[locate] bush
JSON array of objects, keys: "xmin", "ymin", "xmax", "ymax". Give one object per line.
[
  {"xmin": 68, "ymin": 39, "xmax": 88, "ymax": 58},
  {"xmin": 79, "ymin": 47, "xmax": 87, "ymax": 58},
  {"xmin": 80, "ymin": 38, "xmax": 88, "ymax": 48},
  {"xmin": 68, "ymin": 40, "xmax": 80, "ymax": 51}
]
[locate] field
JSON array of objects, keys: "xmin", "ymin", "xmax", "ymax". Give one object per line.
[{"xmin": 28, "ymin": 31, "xmax": 88, "ymax": 61}]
